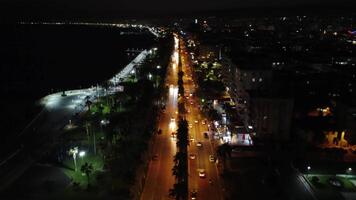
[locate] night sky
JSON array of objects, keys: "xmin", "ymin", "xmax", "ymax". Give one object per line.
[{"xmin": 0, "ymin": 0, "xmax": 355, "ymax": 20}]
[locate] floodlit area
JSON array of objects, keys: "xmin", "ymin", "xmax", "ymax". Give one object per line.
[{"xmin": 40, "ymin": 49, "xmax": 150, "ymax": 112}]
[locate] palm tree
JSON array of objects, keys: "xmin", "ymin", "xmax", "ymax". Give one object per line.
[
  {"xmin": 176, "ymin": 119, "xmax": 189, "ymax": 152},
  {"xmin": 169, "ymin": 182, "xmax": 185, "ymax": 200},
  {"xmin": 85, "ymin": 96, "xmax": 92, "ymax": 111},
  {"xmin": 170, "ymin": 119, "xmax": 189, "ymax": 199}
]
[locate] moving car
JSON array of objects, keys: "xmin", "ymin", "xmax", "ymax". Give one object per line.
[
  {"xmin": 191, "ymin": 190, "xmax": 197, "ymax": 200},
  {"xmin": 209, "ymin": 155, "xmax": 215, "ymax": 163},
  {"xmin": 152, "ymin": 154, "xmax": 158, "ymax": 161},
  {"xmin": 190, "ymin": 136, "xmax": 195, "ymax": 142},
  {"xmin": 196, "ymin": 142, "xmax": 202, "ymax": 147},
  {"xmin": 198, "ymin": 169, "xmax": 206, "ymax": 178},
  {"xmin": 189, "ymin": 154, "xmax": 196, "ymax": 160},
  {"xmin": 203, "ymin": 132, "xmax": 209, "ymax": 139}
]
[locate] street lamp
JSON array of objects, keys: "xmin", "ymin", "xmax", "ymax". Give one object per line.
[
  {"xmin": 307, "ymin": 166, "xmax": 311, "ymax": 178},
  {"xmin": 79, "ymin": 150, "xmax": 86, "ymax": 164},
  {"xmin": 79, "ymin": 150, "xmax": 86, "ymax": 158},
  {"xmin": 347, "ymin": 167, "xmax": 353, "ymax": 178}
]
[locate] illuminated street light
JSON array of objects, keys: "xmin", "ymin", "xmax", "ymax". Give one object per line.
[
  {"xmin": 79, "ymin": 151, "xmax": 86, "ymax": 157},
  {"xmin": 348, "ymin": 167, "xmax": 352, "ymax": 172},
  {"xmin": 306, "ymin": 165, "xmax": 311, "ymax": 178},
  {"xmin": 156, "ymin": 65, "xmax": 161, "ymax": 69},
  {"xmin": 79, "ymin": 150, "xmax": 86, "ymax": 164}
]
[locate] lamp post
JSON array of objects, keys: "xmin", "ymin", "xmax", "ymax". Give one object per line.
[
  {"xmin": 79, "ymin": 150, "xmax": 86, "ymax": 165},
  {"xmin": 307, "ymin": 166, "xmax": 311, "ymax": 178},
  {"xmin": 347, "ymin": 167, "xmax": 352, "ymax": 178},
  {"xmin": 69, "ymin": 147, "xmax": 79, "ymax": 171}
]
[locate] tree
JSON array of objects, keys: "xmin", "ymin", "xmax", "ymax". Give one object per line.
[
  {"xmin": 170, "ymin": 119, "xmax": 189, "ymax": 200},
  {"xmin": 85, "ymin": 96, "xmax": 93, "ymax": 111},
  {"xmin": 177, "ymin": 119, "xmax": 189, "ymax": 151},
  {"xmin": 81, "ymin": 162, "xmax": 94, "ymax": 187},
  {"xmin": 169, "ymin": 182, "xmax": 185, "ymax": 200}
]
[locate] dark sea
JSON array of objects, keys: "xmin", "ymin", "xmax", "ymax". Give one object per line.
[{"xmin": 0, "ymin": 23, "xmax": 155, "ymax": 143}]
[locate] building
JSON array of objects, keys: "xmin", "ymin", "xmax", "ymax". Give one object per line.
[
  {"xmin": 249, "ymin": 94, "xmax": 294, "ymax": 141},
  {"xmin": 221, "ymin": 53, "xmax": 294, "ymax": 141}
]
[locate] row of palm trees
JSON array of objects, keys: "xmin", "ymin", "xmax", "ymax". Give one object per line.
[
  {"xmin": 170, "ymin": 45, "xmax": 189, "ymax": 199},
  {"xmin": 170, "ymin": 119, "xmax": 189, "ymax": 199}
]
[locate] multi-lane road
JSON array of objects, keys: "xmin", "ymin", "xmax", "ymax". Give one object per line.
[
  {"xmin": 179, "ymin": 40, "xmax": 224, "ymax": 200},
  {"xmin": 141, "ymin": 35, "xmax": 224, "ymax": 200},
  {"xmin": 140, "ymin": 36, "xmax": 179, "ymax": 200}
]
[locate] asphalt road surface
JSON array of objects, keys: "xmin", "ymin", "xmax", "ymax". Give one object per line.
[
  {"xmin": 140, "ymin": 36, "xmax": 179, "ymax": 200},
  {"xmin": 180, "ymin": 39, "xmax": 224, "ymax": 200}
]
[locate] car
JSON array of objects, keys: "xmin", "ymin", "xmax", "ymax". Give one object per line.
[
  {"xmin": 194, "ymin": 120, "xmax": 198, "ymax": 124},
  {"xmin": 191, "ymin": 190, "xmax": 197, "ymax": 200},
  {"xmin": 152, "ymin": 154, "xmax": 158, "ymax": 161},
  {"xmin": 189, "ymin": 123, "xmax": 193, "ymax": 128},
  {"xmin": 196, "ymin": 142, "xmax": 202, "ymax": 147},
  {"xmin": 171, "ymin": 117, "xmax": 175, "ymax": 123},
  {"xmin": 201, "ymin": 120, "xmax": 206, "ymax": 125},
  {"xmin": 198, "ymin": 169, "xmax": 206, "ymax": 178},
  {"xmin": 171, "ymin": 132, "xmax": 176, "ymax": 138},
  {"xmin": 203, "ymin": 132, "xmax": 209, "ymax": 139},
  {"xmin": 157, "ymin": 129, "xmax": 162, "ymax": 135},
  {"xmin": 189, "ymin": 154, "xmax": 196, "ymax": 159},
  {"xmin": 209, "ymin": 155, "xmax": 215, "ymax": 163},
  {"xmin": 190, "ymin": 136, "xmax": 195, "ymax": 142}
]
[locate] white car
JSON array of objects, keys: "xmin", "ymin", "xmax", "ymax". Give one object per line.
[
  {"xmin": 209, "ymin": 155, "xmax": 215, "ymax": 163},
  {"xmin": 196, "ymin": 142, "xmax": 202, "ymax": 147},
  {"xmin": 194, "ymin": 120, "xmax": 198, "ymax": 124},
  {"xmin": 198, "ymin": 169, "xmax": 206, "ymax": 178},
  {"xmin": 189, "ymin": 154, "xmax": 196, "ymax": 160},
  {"xmin": 190, "ymin": 136, "xmax": 195, "ymax": 142}
]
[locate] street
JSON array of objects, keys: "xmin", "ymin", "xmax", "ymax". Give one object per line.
[
  {"xmin": 140, "ymin": 36, "xmax": 179, "ymax": 200},
  {"xmin": 179, "ymin": 38, "xmax": 224, "ymax": 200}
]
